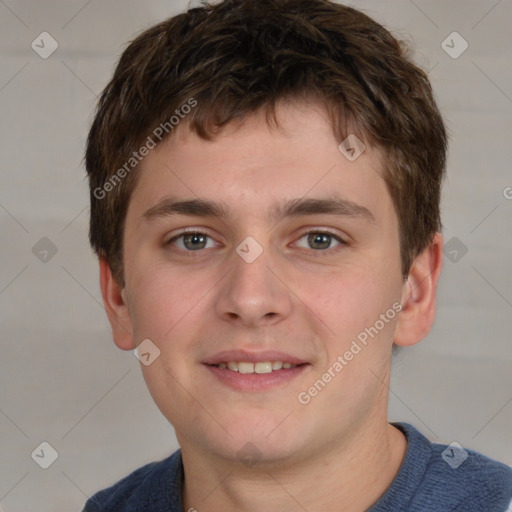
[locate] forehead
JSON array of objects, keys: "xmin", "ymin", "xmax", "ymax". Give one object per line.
[{"xmin": 126, "ymin": 101, "xmax": 392, "ymax": 226}]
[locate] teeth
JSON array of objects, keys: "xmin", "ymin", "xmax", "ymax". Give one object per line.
[
  {"xmin": 238, "ymin": 362, "xmax": 254, "ymax": 374},
  {"xmin": 215, "ymin": 361, "xmax": 298, "ymax": 373},
  {"xmin": 255, "ymin": 362, "xmax": 272, "ymax": 374}
]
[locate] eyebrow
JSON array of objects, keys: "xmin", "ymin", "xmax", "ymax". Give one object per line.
[{"xmin": 141, "ymin": 196, "xmax": 375, "ymax": 225}]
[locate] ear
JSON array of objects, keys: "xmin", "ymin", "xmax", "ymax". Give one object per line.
[
  {"xmin": 99, "ymin": 257, "xmax": 135, "ymax": 351},
  {"xmin": 394, "ymin": 232, "xmax": 443, "ymax": 347}
]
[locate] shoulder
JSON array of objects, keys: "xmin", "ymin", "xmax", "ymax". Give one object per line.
[
  {"xmin": 397, "ymin": 422, "xmax": 512, "ymax": 511},
  {"xmin": 429, "ymin": 438, "xmax": 512, "ymax": 507},
  {"xmin": 82, "ymin": 449, "xmax": 183, "ymax": 512}
]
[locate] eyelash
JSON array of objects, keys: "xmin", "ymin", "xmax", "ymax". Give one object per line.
[{"xmin": 165, "ymin": 228, "xmax": 347, "ymax": 255}]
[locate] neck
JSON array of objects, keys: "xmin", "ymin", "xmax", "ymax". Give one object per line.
[{"xmin": 180, "ymin": 419, "xmax": 407, "ymax": 512}]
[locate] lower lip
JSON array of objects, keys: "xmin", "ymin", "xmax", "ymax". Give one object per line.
[{"xmin": 203, "ymin": 364, "xmax": 310, "ymax": 392}]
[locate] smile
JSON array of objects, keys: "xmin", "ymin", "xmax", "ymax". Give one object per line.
[
  {"xmin": 204, "ymin": 361, "xmax": 309, "ymax": 392},
  {"xmin": 212, "ymin": 361, "xmax": 298, "ymax": 373}
]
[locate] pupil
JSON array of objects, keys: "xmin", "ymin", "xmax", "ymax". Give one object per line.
[
  {"xmin": 185, "ymin": 234, "xmax": 205, "ymax": 250},
  {"xmin": 310, "ymin": 233, "xmax": 330, "ymax": 249}
]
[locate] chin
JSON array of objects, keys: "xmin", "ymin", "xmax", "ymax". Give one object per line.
[
  {"xmin": 215, "ymin": 438, "xmax": 301, "ymax": 468},
  {"xmin": 207, "ymin": 419, "xmax": 306, "ymax": 464}
]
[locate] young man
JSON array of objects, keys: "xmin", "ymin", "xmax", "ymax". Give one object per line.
[{"xmin": 83, "ymin": 0, "xmax": 512, "ymax": 510}]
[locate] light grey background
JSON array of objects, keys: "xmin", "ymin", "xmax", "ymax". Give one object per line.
[{"xmin": 0, "ymin": 0, "xmax": 511, "ymax": 510}]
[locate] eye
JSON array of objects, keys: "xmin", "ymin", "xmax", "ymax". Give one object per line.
[
  {"xmin": 295, "ymin": 230, "xmax": 346, "ymax": 251},
  {"xmin": 165, "ymin": 229, "xmax": 346, "ymax": 253},
  {"xmin": 166, "ymin": 231, "xmax": 218, "ymax": 251}
]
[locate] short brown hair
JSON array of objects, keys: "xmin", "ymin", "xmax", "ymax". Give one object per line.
[{"xmin": 85, "ymin": 0, "xmax": 447, "ymax": 287}]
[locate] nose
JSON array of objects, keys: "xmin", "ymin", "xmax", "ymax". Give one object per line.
[{"xmin": 214, "ymin": 238, "xmax": 293, "ymax": 328}]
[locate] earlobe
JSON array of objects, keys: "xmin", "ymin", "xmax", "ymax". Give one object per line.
[
  {"xmin": 99, "ymin": 257, "xmax": 136, "ymax": 351},
  {"xmin": 394, "ymin": 233, "xmax": 444, "ymax": 347}
]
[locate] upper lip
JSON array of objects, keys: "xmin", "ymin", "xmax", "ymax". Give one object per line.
[{"xmin": 203, "ymin": 349, "xmax": 308, "ymax": 365}]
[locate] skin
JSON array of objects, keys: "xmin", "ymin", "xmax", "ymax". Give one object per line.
[{"xmin": 99, "ymin": 100, "xmax": 443, "ymax": 512}]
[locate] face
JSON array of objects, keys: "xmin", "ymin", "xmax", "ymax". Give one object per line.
[{"xmin": 119, "ymin": 101, "xmax": 407, "ymax": 465}]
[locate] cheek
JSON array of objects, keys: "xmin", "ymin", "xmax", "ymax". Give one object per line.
[
  {"xmin": 307, "ymin": 264, "xmax": 400, "ymax": 350},
  {"xmin": 127, "ymin": 262, "xmax": 200, "ymax": 341}
]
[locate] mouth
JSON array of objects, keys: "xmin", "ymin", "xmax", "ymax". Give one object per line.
[
  {"xmin": 202, "ymin": 350, "xmax": 310, "ymax": 391},
  {"xmin": 208, "ymin": 360, "xmax": 303, "ymax": 374}
]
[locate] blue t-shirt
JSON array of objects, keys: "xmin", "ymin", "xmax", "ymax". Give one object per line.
[{"xmin": 83, "ymin": 422, "xmax": 512, "ymax": 511}]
